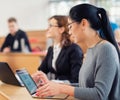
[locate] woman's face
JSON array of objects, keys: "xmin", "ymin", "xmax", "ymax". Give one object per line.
[
  {"xmin": 68, "ymin": 18, "xmax": 87, "ymax": 43},
  {"xmin": 47, "ymin": 18, "xmax": 61, "ymax": 39}
]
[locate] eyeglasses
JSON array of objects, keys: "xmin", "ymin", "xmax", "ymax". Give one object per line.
[
  {"xmin": 67, "ymin": 21, "xmax": 76, "ymax": 26},
  {"xmin": 67, "ymin": 21, "xmax": 76, "ymax": 29},
  {"xmin": 48, "ymin": 24, "xmax": 59, "ymax": 28}
]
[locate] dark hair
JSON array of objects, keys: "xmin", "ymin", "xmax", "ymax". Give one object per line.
[
  {"xmin": 69, "ymin": 4, "xmax": 120, "ymax": 61},
  {"xmin": 49, "ymin": 15, "xmax": 72, "ymax": 47},
  {"xmin": 8, "ymin": 17, "xmax": 17, "ymax": 23}
]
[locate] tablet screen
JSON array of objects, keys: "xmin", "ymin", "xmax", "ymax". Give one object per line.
[{"xmin": 16, "ymin": 69, "xmax": 37, "ymax": 94}]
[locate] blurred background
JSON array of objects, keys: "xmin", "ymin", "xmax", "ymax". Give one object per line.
[{"xmin": 0, "ymin": 0, "xmax": 120, "ymax": 36}]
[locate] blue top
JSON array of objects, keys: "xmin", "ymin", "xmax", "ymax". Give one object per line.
[{"xmin": 110, "ymin": 22, "xmax": 119, "ymax": 32}]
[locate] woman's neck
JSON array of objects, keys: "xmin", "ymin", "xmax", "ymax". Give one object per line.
[
  {"xmin": 77, "ymin": 42, "xmax": 88, "ymax": 54},
  {"xmin": 53, "ymin": 36, "xmax": 61, "ymax": 46},
  {"xmin": 85, "ymin": 32, "xmax": 103, "ymax": 48}
]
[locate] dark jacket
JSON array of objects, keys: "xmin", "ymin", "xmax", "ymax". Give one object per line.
[
  {"xmin": 1, "ymin": 29, "xmax": 31, "ymax": 52},
  {"xmin": 38, "ymin": 43, "xmax": 83, "ymax": 83}
]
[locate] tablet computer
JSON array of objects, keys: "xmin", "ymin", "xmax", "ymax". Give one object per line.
[{"xmin": 16, "ymin": 69, "xmax": 68, "ymax": 99}]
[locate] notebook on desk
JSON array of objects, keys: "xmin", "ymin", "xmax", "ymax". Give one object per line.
[
  {"xmin": 16, "ymin": 69, "xmax": 68, "ymax": 99},
  {"xmin": 0, "ymin": 62, "xmax": 24, "ymax": 87}
]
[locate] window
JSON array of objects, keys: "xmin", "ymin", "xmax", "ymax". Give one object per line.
[{"xmin": 49, "ymin": 0, "xmax": 90, "ymax": 16}]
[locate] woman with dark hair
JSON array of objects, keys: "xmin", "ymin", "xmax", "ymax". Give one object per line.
[
  {"xmin": 34, "ymin": 4, "xmax": 120, "ymax": 100},
  {"xmin": 32, "ymin": 15, "xmax": 83, "ymax": 83}
]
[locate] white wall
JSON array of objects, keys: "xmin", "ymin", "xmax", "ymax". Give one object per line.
[{"xmin": 0, "ymin": 0, "xmax": 49, "ymax": 36}]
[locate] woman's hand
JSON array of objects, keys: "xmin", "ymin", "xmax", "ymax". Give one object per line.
[
  {"xmin": 32, "ymin": 71, "xmax": 49, "ymax": 86},
  {"xmin": 36, "ymin": 81, "xmax": 61, "ymax": 98},
  {"xmin": 32, "ymin": 72, "xmax": 40, "ymax": 84}
]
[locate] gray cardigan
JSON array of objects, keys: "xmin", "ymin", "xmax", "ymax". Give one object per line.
[{"xmin": 74, "ymin": 42, "xmax": 120, "ymax": 100}]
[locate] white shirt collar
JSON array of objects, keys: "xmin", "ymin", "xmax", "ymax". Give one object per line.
[{"xmin": 53, "ymin": 43, "xmax": 61, "ymax": 49}]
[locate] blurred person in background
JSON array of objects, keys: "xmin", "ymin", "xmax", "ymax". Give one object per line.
[
  {"xmin": 1, "ymin": 17, "xmax": 31, "ymax": 53},
  {"xmin": 110, "ymin": 22, "xmax": 120, "ymax": 49}
]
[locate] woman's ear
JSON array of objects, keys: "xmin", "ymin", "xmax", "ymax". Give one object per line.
[
  {"xmin": 80, "ymin": 19, "xmax": 90, "ymax": 31},
  {"xmin": 81, "ymin": 19, "xmax": 89, "ymax": 27}
]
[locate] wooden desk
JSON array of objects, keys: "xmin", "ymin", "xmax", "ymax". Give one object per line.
[
  {"xmin": 0, "ymin": 81, "xmax": 77, "ymax": 100},
  {"xmin": 0, "ymin": 53, "xmax": 46, "ymax": 74}
]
